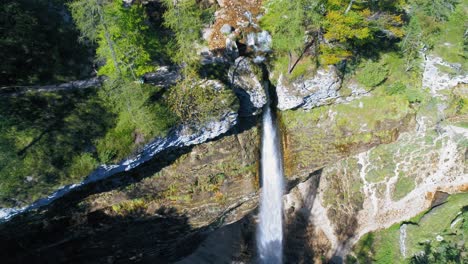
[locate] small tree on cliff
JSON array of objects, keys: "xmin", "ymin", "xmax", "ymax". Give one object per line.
[
  {"xmin": 161, "ymin": 0, "xmax": 203, "ymax": 75},
  {"xmin": 261, "ymin": 0, "xmax": 406, "ymax": 73},
  {"xmin": 260, "ymin": 0, "xmax": 322, "ymax": 74},
  {"xmin": 69, "ymin": 0, "xmax": 156, "ymax": 80}
]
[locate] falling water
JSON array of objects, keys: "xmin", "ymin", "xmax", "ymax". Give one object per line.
[{"xmin": 257, "ymin": 90, "xmax": 284, "ymax": 264}]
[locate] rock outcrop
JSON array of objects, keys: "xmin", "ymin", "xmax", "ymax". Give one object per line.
[
  {"xmin": 283, "ymin": 119, "xmax": 467, "ymax": 261},
  {"xmin": 422, "ymin": 55, "xmax": 468, "ymax": 97},
  {"xmin": 228, "ymin": 57, "xmax": 267, "ymax": 116},
  {"xmin": 0, "ymin": 122, "xmax": 259, "ymax": 263},
  {"xmin": 0, "ymin": 80, "xmax": 238, "ymax": 221},
  {"xmin": 143, "ymin": 66, "xmax": 181, "ymax": 87},
  {"xmin": 278, "ymin": 54, "xmax": 468, "ymax": 262},
  {"xmin": 0, "ymin": 76, "xmax": 104, "ymax": 96},
  {"xmin": 275, "ymin": 66, "xmax": 342, "ymax": 110}
]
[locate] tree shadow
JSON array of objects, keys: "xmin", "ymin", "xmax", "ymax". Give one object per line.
[
  {"xmin": 1, "ymin": 0, "xmax": 94, "ymax": 86},
  {"xmin": 0, "ymin": 89, "xmax": 114, "ymax": 205},
  {"xmin": 2, "ymin": 113, "xmax": 259, "ymax": 223},
  {"xmin": 0, "ymin": 206, "xmax": 203, "ymax": 264},
  {"xmin": 176, "ymin": 214, "xmax": 257, "ymax": 264}
]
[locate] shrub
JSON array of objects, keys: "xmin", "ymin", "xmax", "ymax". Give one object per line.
[
  {"xmin": 167, "ymin": 79, "xmax": 238, "ymax": 124},
  {"xmin": 385, "ymin": 82, "xmax": 424, "ymax": 103},
  {"xmin": 385, "ymin": 82, "xmax": 407, "ymax": 95},
  {"xmin": 357, "ymin": 61, "xmax": 389, "ymax": 87},
  {"xmin": 69, "ymin": 153, "xmax": 98, "ymax": 180},
  {"xmin": 96, "ymin": 80, "xmax": 178, "ymax": 162}
]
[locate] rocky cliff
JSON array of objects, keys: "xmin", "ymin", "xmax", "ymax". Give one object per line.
[{"xmin": 1, "ymin": 0, "xmax": 467, "ymax": 263}]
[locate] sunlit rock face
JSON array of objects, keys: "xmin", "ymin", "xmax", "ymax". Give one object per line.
[
  {"xmin": 228, "ymin": 57, "xmax": 267, "ymax": 116},
  {"xmin": 422, "ymin": 55, "xmax": 468, "ymax": 97},
  {"xmin": 282, "ymin": 118, "xmax": 467, "ymax": 261},
  {"xmin": 278, "ymin": 55, "xmax": 468, "ymax": 262},
  {"xmin": 275, "ymin": 66, "xmax": 342, "ymax": 110}
]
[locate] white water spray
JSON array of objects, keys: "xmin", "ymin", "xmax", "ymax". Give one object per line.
[{"xmin": 257, "ymin": 90, "xmax": 284, "ymax": 264}]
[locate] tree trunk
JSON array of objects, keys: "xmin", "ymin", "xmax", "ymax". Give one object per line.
[
  {"xmin": 345, "ymin": 0, "xmax": 354, "ymax": 14},
  {"xmin": 97, "ymin": 2, "xmax": 121, "ymax": 75},
  {"xmin": 288, "ymin": 38, "xmax": 316, "ymax": 75}
]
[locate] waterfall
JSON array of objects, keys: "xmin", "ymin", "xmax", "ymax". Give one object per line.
[{"xmin": 257, "ymin": 90, "xmax": 284, "ymax": 264}]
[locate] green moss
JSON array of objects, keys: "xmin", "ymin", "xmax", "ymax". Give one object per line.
[
  {"xmin": 432, "ymin": 4, "xmax": 468, "ymax": 71},
  {"xmin": 393, "ymin": 175, "xmax": 416, "ymax": 201},
  {"xmin": 111, "ymin": 198, "xmax": 148, "ymax": 216},
  {"xmin": 353, "ymin": 193, "xmax": 468, "ymax": 263},
  {"xmin": 167, "ymin": 79, "xmax": 238, "ymax": 124},
  {"xmin": 352, "ymin": 223, "xmax": 403, "ymax": 264},
  {"xmin": 374, "ymin": 224, "xmax": 403, "ymax": 264},
  {"xmin": 281, "ymin": 107, "xmax": 326, "ymax": 129},
  {"xmin": 333, "ymin": 95, "xmax": 410, "ymax": 132},
  {"xmin": 406, "ymin": 193, "xmax": 468, "ymax": 257}
]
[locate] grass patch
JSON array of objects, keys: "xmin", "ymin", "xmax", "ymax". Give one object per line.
[
  {"xmin": 352, "ymin": 193, "xmax": 468, "ymax": 263},
  {"xmin": 432, "ymin": 3, "xmax": 468, "ymax": 71},
  {"xmin": 406, "ymin": 193, "xmax": 468, "ymax": 257},
  {"xmin": 393, "ymin": 174, "xmax": 416, "ymax": 201},
  {"xmin": 351, "ymin": 223, "xmax": 402, "ymax": 264}
]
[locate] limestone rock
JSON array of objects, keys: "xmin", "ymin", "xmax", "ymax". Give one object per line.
[
  {"xmin": 143, "ymin": 66, "xmax": 180, "ymax": 87},
  {"xmin": 422, "ymin": 55, "xmax": 468, "ymax": 97},
  {"xmin": 220, "ymin": 24, "xmax": 233, "ymax": 35},
  {"xmin": 276, "ymin": 66, "xmax": 342, "ymax": 110},
  {"xmin": 228, "ymin": 57, "xmax": 267, "ymax": 116},
  {"xmin": 217, "ymin": 0, "xmax": 226, "ymax": 7},
  {"xmin": 225, "ymin": 37, "xmax": 239, "ymax": 60}
]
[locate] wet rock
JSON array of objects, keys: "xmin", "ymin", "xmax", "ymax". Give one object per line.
[
  {"xmin": 228, "ymin": 57, "xmax": 266, "ymax": 116},
  {"xmin": 276, "ymin": 66, "xmax": 342, "ymax": 110}
]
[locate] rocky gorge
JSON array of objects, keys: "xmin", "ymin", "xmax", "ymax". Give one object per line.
[{"xmin": 1, "ymin": 0, "xmax": 467, "ymax": 263}]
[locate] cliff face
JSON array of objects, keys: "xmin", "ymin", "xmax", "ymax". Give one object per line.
[
  {"xmin": 280, "ymin": 54, "xmax": 468, "ymax": 262},
  {"xmin": 0, "ymin": 118, "xmax": 260, "ymax": 263},
  {"xmin": 1, "ymin": 1, "xmax": 467, "ymax": 263}
]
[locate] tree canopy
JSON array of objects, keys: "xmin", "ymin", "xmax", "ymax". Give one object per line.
[
  {"xmin": 261, "ymin": 0, "xmax": 407, "ymax": 69},
  {"xmin": 69, "ymin": 0, "xmax": 158, "ymax": 79}
]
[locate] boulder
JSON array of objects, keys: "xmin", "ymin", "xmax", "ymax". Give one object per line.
[
  {"xmin": 143, "ymin": 66, "xmax": 181, "ymax": 87},
  {"xmin": 228, "ymin": 57, "xmax": 267, "ymax": 116},
  {"xmin": 225, "ymin": 37, "xmax": 239, "ymax": 60},
  {"xmin": 275, "ymin": 66, "xmax": 342, "ymax": 110},
  {"xmin": 220, "ymin": 24, "xmax": 233, "ymax": 35}
]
